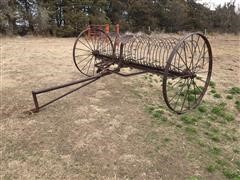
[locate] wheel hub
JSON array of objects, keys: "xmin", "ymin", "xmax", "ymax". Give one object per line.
[
  {"xmin": 181, "ymin": 69, "xmax": 196, "ymax": 79},
  {"xmin": 92, "ymin": 50, "xmax": 100, "ymax": 56}
]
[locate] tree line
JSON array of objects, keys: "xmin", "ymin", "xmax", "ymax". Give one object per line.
[{"xmin": 0, "ymin": 0, "xmax": 239, "ymax": 37}]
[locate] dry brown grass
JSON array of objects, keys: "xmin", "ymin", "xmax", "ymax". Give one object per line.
[{"xmin": 1, "ymin": 34, "xmax": 240, "ymax": 179}]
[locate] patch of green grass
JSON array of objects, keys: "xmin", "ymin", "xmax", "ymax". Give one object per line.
[
  {"xmin": 163, "ymin": 138, "xmax": 170, "ymax": 142},
  {"xmin": 206, "ymin": 164, "xmax": 218, "ymax": 173},
  {"xmin": 209, "ymin": 146, "xmax": 221, "ymax": 156},
  {"xmin": 210, "ymin": 127, "xmax": 219, "ymax": 133},
  {"xmin": 152, "ymin": 109, "xmax": 168, "ymax": 123},
  {"xmin": 181, "ymin": 115, "xmax": 198, "ymax": 125},
  {"xmin": 146, "ymin": 105, "xmax": 168, "ymax": 124},
  {"xmin": 211, "ymin": 104, "xmax": 225, "ymax": 116},
  {"xmin": 223, "ymin": 169, "xmax": 240, "ymax": 179},
  {"xmin": 155, "ymin": 145, "xmax": 161, "ymax": 151},
  {"xmin": 161, "ymin": 116, "xmax": 168, "ymax": 122},
  {"xmin": 145, "ymin": 105, "xmax": 155, "ymax": 113},
  {"xmin": 232, "ymin": 136, "xmax": 237, "ymax": 142},
  {"xmin": 145, "ymin": 98, "xmax": 237, "ymax": 177},
  {"xmin": 188, "ymin": 95, "xmax": 195, "ymax": 102},
  {"xmin": 219, "ymin": 102, "xmax": 227, "ymax": 107},
  {"xmin": 209, "ymin": 133, "xmax": 221, "ymax": 142},
  {"xmin": 210, "ymin": 110, "xmax": 235, "ymax": 124},
  {"xmin": 223, "ymin": 133, "xmax": 237, "ymax": 142},
  {"xmin": 198, "ymin": 105, "xmax": 208, "ymax": 113},
  {"xmin": 213, "ymin": 93, "xmax": 222, "ymax": 98},
  {"xmin": 233, "ymin": 149, "xmax": 240, "ymax": 154},
  {"xmin": 152, "ymin": 109, "xmax": 164, "ymax": 119},
  {"xmin": 203, "ymin": 120, "xmax": 212, "ymax": 128},
  {"xmin": 211, "ymin": 107, "xmax": 223, "ymax": 115},
  {"xmin": 211, "ymin": 136, "xmax": 220, "ymax": 142},
  {"xmin": 224, "ymin": 112, "xmax": 235, "ymax": 122},
  {"xmin": 197, "ymin": 140, "xmax": 205, "ymax": 147},
  {"xmin": 189, "ymin": 88, "xmax": 202, "ymax": 95},
  {"xmin": 209, "ymin": 81, "xmax": 216, "ymax": 88},
  {"xmin": 208, "ymin": 114, "xmax": 217, "ymax": 122},
  {"xmin": 176, "ymin": 124, "xmax": 182, "ymax": 128},
  {"xmin": 228, "ymin": 87, "xmax": 240, "ymax": 95},
  {"xmin": 235, "ymin": 100, "xmax": 240, "ymax": 111},
  {"xmin": 216, "ymin": 159, "xmax": 228, "ymax": 167},
  {"xmin": 185, "ymin": 127, "xmax": 197, "ymax": 135},
  {"xmin": 226, "ymin": 95, "xmax": 233, "ymax": 100},
  {"xmin": 210, "ymin": 89, "xmax": 217, "ymax": 94},
  {"xmin": 144, "ymin": 85, "xmax": 238, "ymax": 180},
  {"xmin": 186, "ymin": 176, "xmax": 199, "ymax": 180},
  {"xmin": 235, "ymin": 160, "xmax": 240, "ymax": 169}
]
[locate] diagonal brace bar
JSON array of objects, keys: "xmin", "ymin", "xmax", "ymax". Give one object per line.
[{"xmin": 31, "ymin": 74, "xmax": 103, "ymax": 113}]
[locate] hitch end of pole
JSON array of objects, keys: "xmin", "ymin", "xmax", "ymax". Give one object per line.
[
  {"xmin": 29, "ymin": 75, "xmax": 104, "ymax": 113},
  {"xmin": 31, "ymin": 91, "xmax": 39, "ymax": 113}
]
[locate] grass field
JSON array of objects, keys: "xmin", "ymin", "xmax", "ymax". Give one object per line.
[{"xmin": 1, "ymin": 34, "xmax": 240, "ymax": 179}]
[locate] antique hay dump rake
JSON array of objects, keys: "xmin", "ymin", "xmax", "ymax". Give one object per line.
[{"xmin": 31, "ymin": 27, "xmax": 212, "ymax": 114}]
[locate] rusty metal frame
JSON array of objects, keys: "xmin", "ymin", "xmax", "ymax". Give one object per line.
[
  {"xmin": 30, "ymin": 69, "xmax": 148, "ymax": 113},
  {"xmin": 30, "ymin": 28, "xmax": 212, "ymax": 114},
  {"xmin": 31, "ymin": 73, "xmax": 105, "ymax": 113}
]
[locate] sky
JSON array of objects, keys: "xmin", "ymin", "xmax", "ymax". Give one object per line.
[{"xmin": 197, "ymin": 0, "xmax": 240, "ymax": 9}]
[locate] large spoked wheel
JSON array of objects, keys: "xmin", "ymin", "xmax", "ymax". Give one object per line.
[
  {"xmin": 73, "ymin": 28, "xmax": 114, "ymax": 77},
  {"xmin": 163, "ymin": 33, "xmax": 213, "ymax": 114}
]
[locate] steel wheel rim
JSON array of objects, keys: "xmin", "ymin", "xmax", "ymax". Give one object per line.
[
  {"xmin": 73, "ymin": 28, "xmax": 114, "ymax": 77},
  {"xmin": 163, "ymin": 33, "xmax": 213, "ymax": 114}
]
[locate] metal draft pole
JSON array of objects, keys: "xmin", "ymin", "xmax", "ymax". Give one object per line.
[{"xmin": 31, "ymin": 74, "xmax": 104, "ymax": 113}]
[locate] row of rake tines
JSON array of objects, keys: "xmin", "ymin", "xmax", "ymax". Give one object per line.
[{"xmin": 92, "ymin": 34, "xmax": 199, "ymax": 72}]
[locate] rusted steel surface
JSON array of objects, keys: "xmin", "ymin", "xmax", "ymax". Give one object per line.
[{"xmin": 31, "ymin": 27, "xmax": 212, "ymax": 114}]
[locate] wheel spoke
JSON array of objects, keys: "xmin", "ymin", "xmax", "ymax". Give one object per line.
[
  {"xmin": 193, "ymin": 43, "xmax": 206, "ymax": 71},
  {"xmin": 78, "ymin": 38, "xmax": 93, "ymax": 51},
  {"xmin": 171, "ymin": 78, "xmax": 184, "ymax": 87},
  {"xmin": 76, "ymin": 48, "xmax": 91, "ymax": 53},
  {"xmin": 93, "ymin": 57, "xmax": 96, "ymax": 76},
  {"xmin": 176, "ymin": 50, "xmax": 189, "ymax": 70},
  {"xmin": 183, "ymin": 41, "xmax": 188, "ymax": 68},
  {"xmin": 169, "ymin": 79, "xmax": 187, "ymax": 105},
  {"xmin": 82, "ymin": 56, "xmax": 94, "ymax": 71},
  {"xmin": 84, "ymin": 36, "xmax": 94, "ymax": 51},
  {"xmin": 170, "ymin": 64, "xmax": 185, "ymax": 72},
  {"xmin": 173, "ymin": 80, "xmax": 188, "ymax": 110},
  {"xmin": 192, "ymin": 79, "xmax": 197, "ymax": 102},
  {"xmin": 190, "ymin": 35, "xmax": 194, "ymax": 70},
  {"xmin": 191, "ymin": 35, "xmax": 200, "ymax": 71},
  {"xmin": 77, "ymin": 54, "xmax": 92, "ymax": 64},
  {"xmin": 202, "ymin": 42, "xmax": 206, "ymax": 67},
  {"xmin": 101, "ymin": 42, "xmax": 111, "ymax": 54},
  {"xmin": 194, "ymin": 77, "xmax": 207, "ymax": 84},
  {"xmin": 86, "ymin": 55, "xmax": 94, "ymax": 75},
  {"xmin": 193, "ymin": 79, "xmax": 203, "ymax": 95},
  {"xmin": 75, "ymin": 53, "xmax": 91, "ymax": 57},
  {"xmin": 195, "ymin": 70, "xmax": 208, "ymax": 74},
  {"xmin": 73, "ymin": 28, "xmax": 113, "ymax": 76},
  {"xmin": 181, "ymin": 79, "xmax": 190, "ymax": 111}
]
